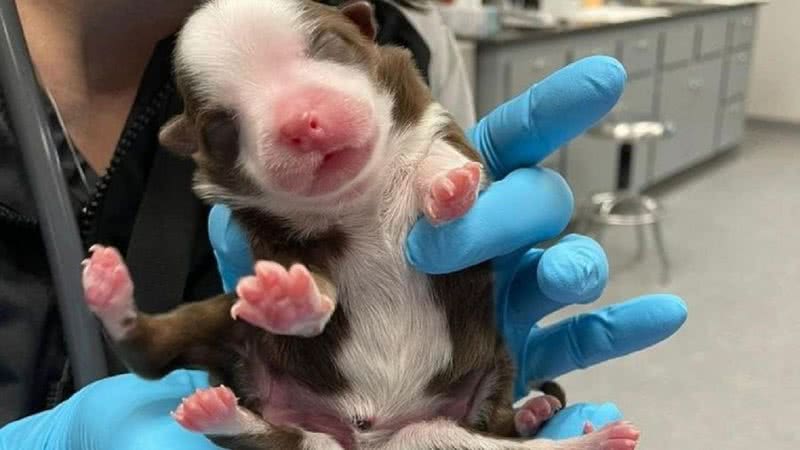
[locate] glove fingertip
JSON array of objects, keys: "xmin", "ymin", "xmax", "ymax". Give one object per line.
[
  {"xmin": 650, "ymin": 294, "xmax": 689, "ymax": 338},
  {"xmin": 537, "ymin": 238, "xmax": 609, "ymax": 305},
  {"xmin": 577, "ymin": 55, "xmax": 627, "ymax": 102},
  {"xmin": 536, "ymin": 402, "xmax": 623, "ymax": 440}
]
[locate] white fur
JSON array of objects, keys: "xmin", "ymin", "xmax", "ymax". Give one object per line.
[
  {"xmin": 316, "ymin": 104, "xmax": 476, "ymax": 441},
  {"xmin": 302, "ymin": 432, "xmax": 345, "ymax": 449},
  {"xmin": 203, "ymin": 406, "xmax": 271, "ymax": 436},
  {"xmin": 377, "ymin": 419, "xmax": 574, "ymax": 450},
  {"xmin": 177, "ymin": 0, "xmax": 312, "ymax": 107}
]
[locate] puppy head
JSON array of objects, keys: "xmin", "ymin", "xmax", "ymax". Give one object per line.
[{"xmin": 160, "ymin": 0, "xmax": 429, "ymax": 214}]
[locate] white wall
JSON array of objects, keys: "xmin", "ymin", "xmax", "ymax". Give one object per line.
[{"xmin": 747, "ymin": 1, "xmax": 800, "ymax": 123}]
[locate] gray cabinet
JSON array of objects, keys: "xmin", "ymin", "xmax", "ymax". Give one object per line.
[
  {"xmin": 470, "ymin": 4, "xmax": 760, "ymax": 197},
  {"xmin": 652, "ymin": 58, "xmax": 723, "ymax": 181}
]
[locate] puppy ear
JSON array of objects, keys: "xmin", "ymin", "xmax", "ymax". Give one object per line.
[
  {"xmin": 339, "ymin": 0, "xmax": 377, "ymax": 41},
  {"xmin": 159, "ymin": 114, "xmax": 198, "ymax": 155}
]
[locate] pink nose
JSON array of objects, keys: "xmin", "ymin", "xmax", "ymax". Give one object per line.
[
  {"xmin": 279, "ymin": 110, "xmax": 330, "ymax": 153},
  {"xmin": 274, "ymin": 87, "xmax": 372, "ymax": 155}
]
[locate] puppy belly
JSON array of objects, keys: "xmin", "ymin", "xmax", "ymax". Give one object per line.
[{"xmin": 255, "ymin": 374, "xmax": 356, "ymax": 448}]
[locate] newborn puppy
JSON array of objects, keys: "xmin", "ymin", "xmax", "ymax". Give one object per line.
[{"xmin": 81, "ymin": 0, "xmax": 640, "ymax": 448}]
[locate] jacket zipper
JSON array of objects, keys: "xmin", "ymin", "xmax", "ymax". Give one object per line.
[
  {"xmin": 78, "ymin": 83, "xmax": 174, "ymax": 243},
  {"xmin": 46, "ymin": 83, "xmax": 175, "ymax": 405},
  {"xmin": 0, "ymin": 202, "xmax": 36, "ymax": 226}
]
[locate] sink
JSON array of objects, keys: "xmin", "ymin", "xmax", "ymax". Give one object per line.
[{"xmin": 564, "ymin": 6, "xmax": 672, "ymax": 24}]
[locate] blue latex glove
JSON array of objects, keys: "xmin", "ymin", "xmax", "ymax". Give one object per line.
[
  {"xmin": 208, "ymin": 55, "xmax": 687, "ymax": 439},
  {"xmin": 0, "ymin": 370, "xmax": 217, "ymax": 450}
]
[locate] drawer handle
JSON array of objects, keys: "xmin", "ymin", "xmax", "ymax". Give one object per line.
[
  {"xmin": 736, "ymin": 54, "xmax": 748, "ymax": 64},
  {"xmin": 532, "ymin": 58, "xmax": 547, "ymax": 70},
  {"xmin": 635, "ymin": 39, "xmax": 650, "ymax": 50},
  {"xmin": 688, "ymin": 79, "xmax": 704, "ymax": 90}
]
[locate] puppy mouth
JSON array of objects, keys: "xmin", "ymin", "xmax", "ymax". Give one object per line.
[{"xmin": 267, "ymin": 132, "xmax": 376, "ymax": 199}]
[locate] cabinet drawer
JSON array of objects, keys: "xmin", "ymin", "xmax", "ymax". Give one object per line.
[
  {"xmin": 572, "ymin": 38, "xmax": 617, "ymax": 62},
  {"xmin": 615, "ymin": 76, "xmax": 656, "ymax": 117},
  {"xmin": 565, "ymin": 137, "xmax": 620, "ymax": 206},
  {"xmin": 621, "ymin": 30, "xmax": 659, "ymax": 76},
  {"xmin": 663, "ymin": 21, "xmax": 696, "ymax": 66},
  {"xmin": 717, "ymin": 100, "xmax": 746, "ymax": 150},
  {"xmin": 724, "ymin": 50, "xmax": 752, "ymax": 99},
  {"xmin": 507, "ymin": 46, "xmax": 568, "ymax": 98},
  {"xmin": 652, "ymin": 59, "xmax": 723, "ymax": 182},
  {"xmin": 698, "ymin": 16, "xmax": 727, "ymax": 58},
  {"xmin": 730, "ymin": 10, "xmax": 756, "ymax": 48}
]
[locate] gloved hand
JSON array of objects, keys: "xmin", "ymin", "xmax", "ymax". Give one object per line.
[
  {"xmin": 209, "ymin": 55, "xmax": 687, "ymax": 440},
  {"xmin": 0, "ymin": 370, "xmax": 218, "ymax": 450}
]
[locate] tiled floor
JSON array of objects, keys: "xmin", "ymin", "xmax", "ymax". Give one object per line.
[{"xmin": 548, "ymin": 121, "xmax": 800, "ymax": 449}]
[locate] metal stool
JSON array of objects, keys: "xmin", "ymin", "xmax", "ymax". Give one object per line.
[{"xmin": 581, "ymin": 119, "xmax": 674, "ymax": 284}]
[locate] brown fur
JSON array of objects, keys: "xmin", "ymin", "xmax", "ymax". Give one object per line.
[
  {"xmin": 113, "ymin": 294, "xmax": 238, "ymax": 379},
  {"xmin": 210, "ymin": 428, "xmax": 303, "ymax": 450}
]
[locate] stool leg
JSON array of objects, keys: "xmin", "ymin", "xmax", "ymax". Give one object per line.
[
  {"xmin": 635, "ymin": 225, "xmax": 647, "ymax": 262},
  {"xmin": 593, "ymin": 223, "xmax": 607, "ymax": 247},
  {"xmin": 651, "ymin": 221, "xmax": 671, "ymax": 284}
]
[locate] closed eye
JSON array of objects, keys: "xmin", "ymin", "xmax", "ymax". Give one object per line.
[
  {"xmin": 308, "ymin": 31, "xmax": 362, "ymax": 66},
  {"xmin": 201, "ymin": 111, "xmax": 239, "ymax": 158}
]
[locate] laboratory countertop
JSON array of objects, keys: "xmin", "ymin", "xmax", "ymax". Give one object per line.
[{"xmin": 472, "ymin": 1, "xmax": 766, "ymax": 46}]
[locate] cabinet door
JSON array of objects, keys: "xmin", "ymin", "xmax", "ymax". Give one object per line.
[
  {"xmin": 507, "ymin": 44, "xmax": 569, "ymax": 171},
  {"xmin": 652, "ymin": 59, "xmax": 723, "ymax": 182},
  {"xmin": 723, "ymin": 50, "xmax": 752, "ymax": 100},
  {"xmin": 572, "ymin": 36, "xmax": 617, "ymax": 62},
  {"xmin": 507, "ymin": 44, "xmax": 569, "ymax": 99},
  {"xmin": 566, "ymin": 76, "xmax": 656, "ymax": 204},
  {"xmin": 565, "ymin": 136, "xmax": 620, "ymax": 208},
  {"xmin": 716, "ymin": 100, "xmax": 746, "ymax": 151},
  {"xmin": 730, "ymin": 9, "xmax": 756, "ymax": 49},
  {"xmin": 663, "ymin": 20, "xmax": 696, "ymax": 67},
  {"xmin": 698, "ymin": 16, "xmax": 727, "ymax": 58},
  {"xmin": 476, "ymin": 44, "xmax": 569, "ymax": 118},
  {"xmin": 620, "ymin": 29, "xmax": 659, "ymax": 77}
]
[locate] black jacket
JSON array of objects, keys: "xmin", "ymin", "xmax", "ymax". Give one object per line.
[{"xmin": 0, "ymin": 1, "xmax": 431, "ymax": 426}]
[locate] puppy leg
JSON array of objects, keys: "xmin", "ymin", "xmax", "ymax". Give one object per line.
[
  {"xmin": 415, "ymin": 139, "xmax": 487, "ymax": 226},
  {"xmin": 174, "ymin": 385, "xmax": 342, "ymax": 450},
  {"xmin": 382, "ymin": 419, "xmax": 640, "ymax": 450},
  {"xmin": 82, "ymin": 245, "xmax": 236, "ymax": 378}
]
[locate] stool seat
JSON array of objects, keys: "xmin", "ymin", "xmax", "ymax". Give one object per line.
[
  {"xmin": 578, "ymin": 117, "xmax": 674, "ymax": 285},
  {"xmin": 590, "ymin": 193, "xmax": 661, "ymax": 226},
  {"xmin": 588, "ymin": 120, "xmax": 674, "ymax": 143}
]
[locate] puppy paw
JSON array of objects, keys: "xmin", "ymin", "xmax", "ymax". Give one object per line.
[
  {"xmin": 173, "ymin": 386, "xmax": 238, "ymax": 434},
  {"xmin": 423, "ymin": 162, "xmax": 482, "ymax": 226},
  {"xmin": 514, "ymin": 394, "xmax": 562, "ymax": 437},
  {"xmin": 81, "ymin": 245, "xmax": 136, "ymax": 339},
  {"xmin": 232, "ymin": 261, "xmax": 334, "ymax": 337}
]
